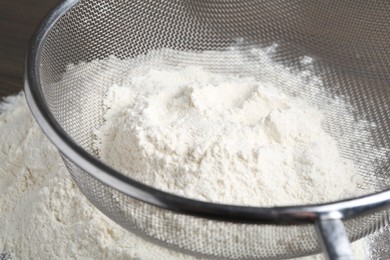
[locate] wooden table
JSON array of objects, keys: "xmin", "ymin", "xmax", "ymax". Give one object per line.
[{"xmin": 0, "ymin": 0, "xmax": 58, "ymax": 98}]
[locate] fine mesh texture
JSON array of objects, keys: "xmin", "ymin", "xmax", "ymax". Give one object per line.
[{"xmin": 36, "ymin": 0, "xmax": 390, "ymax": 258}]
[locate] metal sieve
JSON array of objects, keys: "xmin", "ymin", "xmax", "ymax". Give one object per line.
[{"xmin": 24, "ymin": 0, "xmax": 390, "ymax": 259}]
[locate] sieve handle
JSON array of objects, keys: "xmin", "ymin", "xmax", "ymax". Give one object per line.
[{"xmin": 315, "ymin": 218, "xmax": 354, "ymax": 260}]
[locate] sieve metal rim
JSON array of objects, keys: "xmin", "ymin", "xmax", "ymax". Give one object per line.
[{"xmin": 24, "ymin": 0, "xmax": 390, "ymax": 226}]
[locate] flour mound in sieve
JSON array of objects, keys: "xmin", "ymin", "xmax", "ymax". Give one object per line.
[{"xmin": 93, "ymin": 48, "xmax": 366, "ymax": 206}]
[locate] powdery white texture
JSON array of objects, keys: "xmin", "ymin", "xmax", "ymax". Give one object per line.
[
  {"xmin": 0, "ymin": 93, "xmax": 193, "ymax": 259},
  {"xmin": 0, "ymin": 93, "xmax": 369, "ymax": 259},
  {"xmin": 94, "ymin": 62, "xmax": 364, "ymax": 206}
]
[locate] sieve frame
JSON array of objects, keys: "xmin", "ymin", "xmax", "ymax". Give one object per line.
[{"xmin": 24, "ymin": 0, "xmax": 390, "ymax": 258}]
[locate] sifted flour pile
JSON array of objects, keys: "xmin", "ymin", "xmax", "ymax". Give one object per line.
[
  {"xmin": 0, "ymin": 93, "xmax": 369, "ymax": 259},
  {"xmin": 93, "ymin": 50, "xmax": 365, "ymax": 206}
]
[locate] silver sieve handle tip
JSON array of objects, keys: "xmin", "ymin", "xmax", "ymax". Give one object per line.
[{"xmin": 315, "ymin": 218, "xmax": 354, "ymax": 260}]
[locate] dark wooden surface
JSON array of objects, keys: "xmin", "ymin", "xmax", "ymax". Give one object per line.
[{"xmin": 0, "ymin": 0, "xmax": 58, "ymax": 98}]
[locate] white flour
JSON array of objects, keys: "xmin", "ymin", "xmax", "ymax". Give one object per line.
[
  {"xmin": 0, "ymin": 93, "xmax": 369, "ymax": 259},
  {"xmin": 94, "ymin": 51, "xmax": 364, "ymax": 206}
]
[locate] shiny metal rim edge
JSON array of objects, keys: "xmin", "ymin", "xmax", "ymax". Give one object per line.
[{"xmin": 23, "ymin": 0, "xmax": 390, "ymax": 224}]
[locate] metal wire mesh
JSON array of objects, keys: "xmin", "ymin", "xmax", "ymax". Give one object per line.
[{"xmin": 35, "ymin": 0, "xmax": 390, "ymax": 258}]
